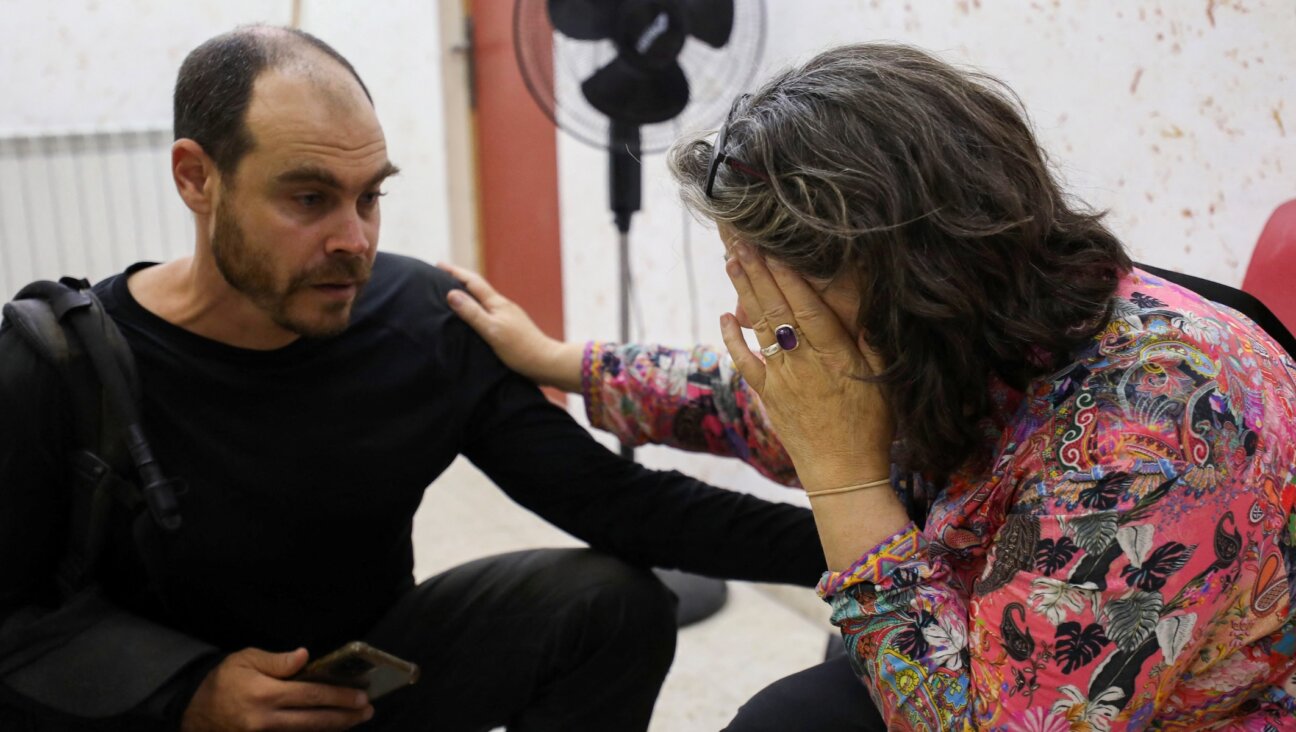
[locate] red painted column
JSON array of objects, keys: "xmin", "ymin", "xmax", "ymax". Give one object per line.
[{"xmin": 470, "ymin": 1, "xmax": 565, "ymax": 348}]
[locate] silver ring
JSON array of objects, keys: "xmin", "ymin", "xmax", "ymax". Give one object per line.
[{"xmin": 760, "ymin": 342, "xmax": 782, "ymax": 357}]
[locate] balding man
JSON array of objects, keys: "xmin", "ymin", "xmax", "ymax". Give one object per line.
[{"xmin": 0, "ymin": 26, "xmax": 824, "ymax": 732}]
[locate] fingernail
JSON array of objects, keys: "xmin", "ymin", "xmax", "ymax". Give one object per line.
[
  {"xmin": 447, "ymin": 291, "xmax": 463, "ymax": 306},
  {"xmin": 736, "ymin": 243, "xmax": 753, "ymax": 261},
  {"xmin": 363, "ymin": 705, "xmax": 375, "ymax": 720},
  {"xmin": 357, "ymin": 692, "xmax": 370, "ymax": 706},
  {"xmin": 725, "ymin": 258, "xmax": 742, "ymax": 277}
]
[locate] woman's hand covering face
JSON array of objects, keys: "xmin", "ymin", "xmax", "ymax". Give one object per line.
[{"xmin": 718, "ymin": 242, "xmax": 895, "ymax": 488}]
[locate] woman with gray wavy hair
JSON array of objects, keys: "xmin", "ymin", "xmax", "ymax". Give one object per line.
[{"xmin": 445, "ymin": 43, "xmax": 1296, "ymax": 731}]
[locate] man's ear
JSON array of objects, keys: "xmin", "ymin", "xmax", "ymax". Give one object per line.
[{"xmin": 172, "ymin": 139, "xmax": 219, "ymax": 215}]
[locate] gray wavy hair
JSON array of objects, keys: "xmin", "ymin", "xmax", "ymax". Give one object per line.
[{"xmin": 669, "ymin": 43, "xmax": 1129, "ymax": 478}]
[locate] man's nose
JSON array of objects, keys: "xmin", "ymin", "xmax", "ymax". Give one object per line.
[{"xmin": 326, "ymin": 211, "xmax": 371, "ymax": 256}]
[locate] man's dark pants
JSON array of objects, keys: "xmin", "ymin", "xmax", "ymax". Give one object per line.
[
  {"xmin": 363, "ymin": 548, "xmax": 678, "ymax": 732},
  {"xmin": 722, "ymin": 655, "xmax": 887, "ymax": 732}
]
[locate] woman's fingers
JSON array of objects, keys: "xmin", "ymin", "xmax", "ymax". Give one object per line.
[
  {"xmin": 437, "ymin": 261, "xmax": 505, "ymax": 308},
  {"xmin": 725, "ymin": 255, "xmax": 777, "ymax": 351},
  {"xmin": 720, "ymin": 313, "xmax": 765, "ymax": 395},
  {"xmin": 766, "ymin": 259, "xmax": 853, "ymax": 352},
  {"xmin": 734, "ymin": 244, "xmax": 800, "ymax": 347},
  {"xmin": 445, "ymin": 287, "xmax": 491, "ymax": 332}
]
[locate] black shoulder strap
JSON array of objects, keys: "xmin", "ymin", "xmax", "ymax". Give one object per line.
[
  {"xmin": 3, "ymin": 278, "xmax": 182, "ymax": 595},
  {"xmin": 1136, "ymin": 262, "xmax": 1296, "ymax": 359}
]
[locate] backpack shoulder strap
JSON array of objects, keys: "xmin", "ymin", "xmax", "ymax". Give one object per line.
[
  {"xmin": 2, "ymin": 279, "xmax": 157, "ymax": 595},
  {"xmin": 4, "ymin": 279, "xmax": 137, "ymax": 470}
]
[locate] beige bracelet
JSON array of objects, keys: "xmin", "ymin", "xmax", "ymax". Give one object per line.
[{"xmin": 804, "ymin": 476, "xmax": 892, "ymax": 498}]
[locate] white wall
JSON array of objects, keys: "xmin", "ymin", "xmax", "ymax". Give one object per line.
[
  {"xmin": 4, "ymin": 1, "xmax": 1291, "ymax": 503},
  {"xmin": 0, "ymin": 0, "xmax": 450, "ymax": 283},
  {"xmin": 557, "ymin": 0, "xmax": 1296, "ymax": 503}
]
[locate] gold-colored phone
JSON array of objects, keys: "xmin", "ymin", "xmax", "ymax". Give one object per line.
[{"xmin": 294, "ymin": 641, "xmax": 420, "ymax": 701}]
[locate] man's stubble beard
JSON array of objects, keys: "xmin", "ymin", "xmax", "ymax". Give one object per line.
[{"xmin": 210, "ymin": 196, "xmax": 371, "ymax": 339}]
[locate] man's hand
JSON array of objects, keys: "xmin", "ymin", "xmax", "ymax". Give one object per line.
[{"xmin": 181, "ymin": 648, "xmax": 374, "ymax": 732}]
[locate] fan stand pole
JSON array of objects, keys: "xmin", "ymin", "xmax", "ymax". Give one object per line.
[{"xmin": 610, "ymin": 122, "xmax": 642, "ymax": 461}]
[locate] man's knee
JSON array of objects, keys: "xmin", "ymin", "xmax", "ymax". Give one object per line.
[
  {"xmin": 532, "ymin": 549, "xmax": 678, "ymax": 669},
  {"xmin": 724, "ymin": 657, "xmax": 885, "ymax": 732}
]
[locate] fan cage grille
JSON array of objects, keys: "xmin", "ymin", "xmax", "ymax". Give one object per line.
[{"xmin": 514, "ymin": 0, "xmax": 766, "ymax": 153}]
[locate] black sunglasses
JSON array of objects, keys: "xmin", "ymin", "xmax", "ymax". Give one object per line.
[{"xmin": 705, "ymin": 95, "xmax": 769, "ymax": 199}]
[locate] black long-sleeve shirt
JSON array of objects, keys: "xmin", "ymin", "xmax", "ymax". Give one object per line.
[{"xmin": 0, "ymin": 253, "xmax": 824, "ymax": 726}]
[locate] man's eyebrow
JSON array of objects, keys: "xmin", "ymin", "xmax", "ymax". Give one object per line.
[
  {"xmin": 274, "ymin": 162, "xmax": 401, "ymax": 190},
  {"xmin": 368, "ymin": 162, "xmax": 401, "ymax": 188}
]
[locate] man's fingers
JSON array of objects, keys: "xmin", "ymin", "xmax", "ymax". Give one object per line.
[
  {"xmin": 243, "ymin": 647, "xmax": 309, "ymax": 679},
  {"xmin": 277, "ymin": 680, "xmax": 371, "ymax": 711},
  {"xmin": 720, "ymin": 313, "xmax": 764, "ymax": 395},
  {"xmin": 262, "ymin": 706, "xmax": 374, "ymax": 732}
]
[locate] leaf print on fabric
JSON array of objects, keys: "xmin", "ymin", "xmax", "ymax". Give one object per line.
[
  {"xmin": 1155, "ymin": 613, "xmax": 1197, "ymax": 665},
  {"xmin": 1009, "ymin": 666, "xmax": 1041, "ymax": 700},
  {"xmin": 1066, "ymin": 513, "xmax": 1119, "ymax": 556},
  {"xmin": 1120, "ymin": 542, "xmax": 1196, "ymax": 591},
  {"xmin": 1129, "ymin": 292, "xmax": 1167, "ymax": 309},
  {"xmin": 1055, "ymin": 622, "xmax": 1110, "ymax": 673},
  {"xmin": 921, "ymin": 615, "xmax": 968, "ymax": 671},
  {"xmin": 1051, "ymin": 684, "xmax": 1124, "ymax": 732},
  {"xmin": 893, "ymin": 610, "xmax": 935, "ymax": 659},
  {"xmin": 1077, "ymin": 472, "xmax": 1132, "ymax": 511},
  {"xmin": 1004, "ymin": 706, "xmax": 1070, "ymax": 732},
  {"xmin": 1087, "ymin": 640, "xmax": 1160, "ymax": 713},
  {"xmin": 1035, "ymin": 536, "xmax": 1079, "ymax": 576},
  {"xmin": 1111, "ymin": 298, "xmax": 1143, "ymax": 329},
  {"xmin": 1171, "ymin": 311, "xmax": 1224, "ymax": 344},
  {"xmin": 1029, "ymin": 577, "xmax": 1101, "ymax": 626},
  {"xmin": 1115, "ymin": 524, "xmax": 1154, "ymax": 569},
  {"xmin": 1100, "ymin": 590, "xmax": 1163, "ymax": 653}
]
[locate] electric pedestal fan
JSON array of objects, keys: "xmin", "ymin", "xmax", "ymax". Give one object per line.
[
  {"xmin": 513, "ymin": 0, "xmax": 766, "ymax": 627},
  {"xmin": 514, "ymin": 0, "xmax": 766, "ymax": 446}
]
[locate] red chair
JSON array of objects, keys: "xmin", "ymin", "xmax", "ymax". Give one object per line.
[{"xmin": 1243, "ymin": 200, "xmax": 1296, "ymax": 337}]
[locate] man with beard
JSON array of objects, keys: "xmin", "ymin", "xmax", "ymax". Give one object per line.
[{"xmin": 0, "ymin": 26, "xmax": 824, "ymax": 732}]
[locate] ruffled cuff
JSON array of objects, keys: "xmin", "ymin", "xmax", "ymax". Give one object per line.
[
  {"xmin": 581, "ymin": 340, "xmax": 609, "ymax": 431},
  {"xmin": 816, "ymin": 522, "xmax": 925, "ymax": 599}
]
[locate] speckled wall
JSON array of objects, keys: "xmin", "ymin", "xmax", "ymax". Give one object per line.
[
  {"xmin": 0, "ymin": 0, "xmax": 450, "ymax": 269},
  {"xmin": 556, "ymin": 0, "xmax": 1296, "ymax": 501},
  {"xmin": 2, "ymin": 1, "xmax": 1290, "ymax": 501}
]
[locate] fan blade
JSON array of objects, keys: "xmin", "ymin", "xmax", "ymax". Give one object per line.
[
  {"xmin": 683, "ymin": 0, "xmax": 733, "ymax": 47},
  {"xmin": 547, "ymin": 0, "xmax": 623, "ymax": 40},
  {"xmin": 582, "ymin": 58, "xmax": 690, "ymax": 125}
]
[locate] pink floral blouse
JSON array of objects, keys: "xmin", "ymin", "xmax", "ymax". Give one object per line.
[{"xmin": 580, "ymin": 269, "xmax": 1296, "ymax": 730}]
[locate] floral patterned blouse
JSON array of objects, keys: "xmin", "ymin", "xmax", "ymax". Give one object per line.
[{"xmin": 580, "ymin": 269, "xmax": 1296, "ymax": 730}]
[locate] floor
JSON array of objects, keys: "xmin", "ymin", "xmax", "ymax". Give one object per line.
[{"xmin": 411, "ymin": 457, "xmax": 835, "ymax": 732}]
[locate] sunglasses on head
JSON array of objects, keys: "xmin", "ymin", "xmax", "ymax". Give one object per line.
[{"xmin": 705, "ymin": 94, "xmax": 769, "ymax": 199}]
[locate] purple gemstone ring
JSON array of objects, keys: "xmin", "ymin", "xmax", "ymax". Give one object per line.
[{"xmin": 774, "ymin": 324, "xmax": 800, "ymax": 352}]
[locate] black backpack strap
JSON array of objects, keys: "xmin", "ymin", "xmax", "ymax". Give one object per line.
[
  {"xmin": 1136, "ymin": 262, "xmax": 1296, "ymax": 359},
  {"xmin": 3, "ymin": 279, "xmax": 181, "ymax": 597}
]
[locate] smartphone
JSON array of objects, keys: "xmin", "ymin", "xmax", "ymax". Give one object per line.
[{"xmin": 294, "ymin": 641, "xmax": 420, "ymax": 701}]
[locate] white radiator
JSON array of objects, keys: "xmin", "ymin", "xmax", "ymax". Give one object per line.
[{"xmin": 0, "ymin": 126, "xmax": 193, "ymax": 297}]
